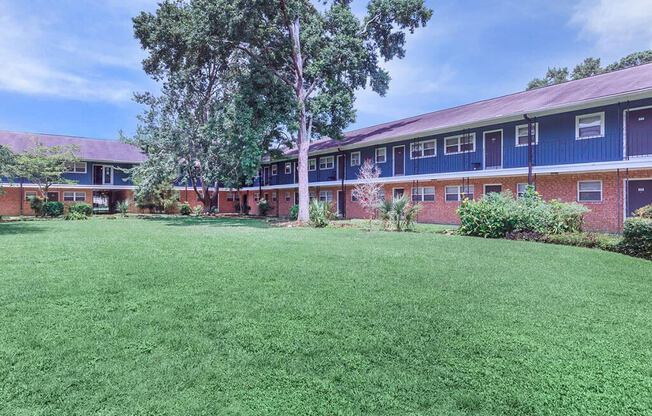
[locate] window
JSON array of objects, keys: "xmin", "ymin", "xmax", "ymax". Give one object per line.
[
  {"xmin": 350, "ymin": 152, "xmax": 361, "ymax": 166},
  {"xmin": 444, "ymin": 134, "xmax": 475, "ymax": 154},
  {"xmin": 411, "ymin": 186, "xmax": 435, "ymax": 202},
  {"xmin": 63, "ymin": 192, "xmax": 86, "ymax": 202},
  {"xmin": 515, "ymin": 123, "xmax": 538, "ymax": 146},
  {"xmin": 285, "ymin": 192, "xmax": 290, "ymax": 202},
  {"xmin": 410, "ymin": 139, "xmax": 436, "ymax": 159},
  {"xmin": 319, "ymin": 190, "xmax": 333, "ymax": 202},
  {"xmin": 309, "ymin": 191, "xmax": 316, "ymax": 201},
  {"xmin": 375, "ymin": 147, "xmax": 387, "ymax": 163},
  {"xmin": 227, "ymin": 192, "xmax": 234, "ymax": 201},
  {"xmin": 576, "ymin": 112, "xmax": 605, "ymax": 139},
  {"xmin": 484, "ymin": 184, "xmax": 502, "ymax": 195},
  {"xmin": 254, "ymin": 193, "xmax": 260, "ymax": 202},
  {"xmin": 351, "ymin": 192, "xmax": 358, "ymax": 202},
  {"xmin": 578, "ymin": 180, "xmax": 602, "ymax": 202},
  {"xmin": 516, "ymin": 183, "xmax": 528, "ymax": 197},
  {"xmin": 294, "ymin": 192, "xmax": 299, "ymax": 205},
  {"xmin": 271, "ymin": 164, "xmax": 278, "ymax": 175},
  {"xmin": 24, "ymin": 191, "xmax": 37, "ymax": 201},
  {"xmin": 66, "ymin": 162, "xmax": 87, "ymax": 173},
  {"xmin": 319, "ymin": 156, "xmax": 334, "ymax": 170},
  {"xmin": 308, "ymin": 159, "xmax": 316, "ymax": 171},
  {"xmin": 393, "ymin": 188, "xmax": 405, "ymax": 200},
  {"xmin": 445, "ymin": 185, "xmax": 474, "ymax": 202},
  {"xmin": 285, "ymin": 163, "xmax": 292, "ymax": 174},
  {"xmin": 272, "ymin": 193, "xmax": 277, "ymax": 202}
]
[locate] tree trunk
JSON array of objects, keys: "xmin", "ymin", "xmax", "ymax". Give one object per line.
[{"xmin": 297, "ymin": 105, "xmax": 310, "ymax": 223}]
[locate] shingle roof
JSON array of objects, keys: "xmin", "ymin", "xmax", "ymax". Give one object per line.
[
  {"xmin": 286, "ymin": 62, "xmax": 652, "ymax": 155},
  {"xmin": 0, "ymin": 131, "xmax": 146, "ymax": 163}
]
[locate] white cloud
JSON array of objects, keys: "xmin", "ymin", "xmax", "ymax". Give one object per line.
[
  {"xmin": 570, "ymin": 0, "xmax": 652, "ymax": 57},
  {"xmin": 0, "ymin": 2, "xmax": 146, "ymax": 103}
]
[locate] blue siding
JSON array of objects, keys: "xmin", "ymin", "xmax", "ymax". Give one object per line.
[{"xmin": 9, "ymin": 161, "xmax": 136, "ymax": 186}]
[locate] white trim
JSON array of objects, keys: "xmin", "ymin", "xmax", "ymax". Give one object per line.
[
  {"xmin": 483, "ymin": 183, "xmax": 503, "ymax": 194},
  {"xmin": 444, "ymin": 133, "xmax": 476, "ymax": 155},
  {"xmin": 409, "ymin": 139, "xmax": 437, "ymax": 159},
  {"xmin": 24, "ymin": 190, "xmax": 38, "ymax": 201},
  {"xmin": 308, "ymin": 159, "xmax": 316, "ymax": 171},
  {"xmin": 411, "ymin": 185, "xmax": 435, "ymax": 202},
  {"xmin": 392, "ymin": 145, "xmax": 405, "ymax": 176},
  {"xmin": 516, "ymin": 182, "xmax": 528, "ymax": 197},
  {"xmin": 483, "ymin": 129, "xmax": 503, "ymax": 169},
  {"xmin": 285, "ymin": 162, "xmax": 293, "ymax": 174},
  {"xmin": 239, "ymin": 156, "xmax": 652, "ymax": 191},
  {"xmin": 392, "ymin": 187, "xmax": 405, "ymax": 201},
  {"xmin": 444, "ymin": 185, "xmax": 474, "ymax": 202},
  {"xmin": 46, "ymin": 190, "xmax": 60, "ymax": 201},
  {"xmin": 515, "ymin": 123, "xmax": 539, "ymax": 147},
  {"xmin": 318, "ymin": 189, "xmax": 333, "ymax": 202},
  {"xmin": 319, "ymin": 155, "xmax": 335, "ymax": 170},
  {"xmin": 575, "ymin": 111, "xmax": 605, "ymax": 140},
  {"xmin": 350, "ymin": 151, "xmax": 361, "ymax": 166},
  {"xmin": 577, "ymin": 179, "xmax": 603, "ymax": 202},
  {"xmin": 93, "ymin": 164, "xmax": 114, "ymax": 185},
  {"xmin": 375, "ymin": 147, "xmax": 387, "ymax": 163},
  {"xmin": 271, "ymin": 164, "xmax": 278, "ymax": 176},
  {"xmin": 65, "ymin": 161, "xmax": 87, "ymax": 174}
]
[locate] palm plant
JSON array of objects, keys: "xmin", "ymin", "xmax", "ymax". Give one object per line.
[
  {"xmin": 376, "ymin": 196, "xmax": 422, "ymax": 231},
  {"xmin": 117, "ymin": 199, "xmax": 130, "ymax": 217}
]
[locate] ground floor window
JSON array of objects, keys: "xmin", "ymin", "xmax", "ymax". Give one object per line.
[
  {"xmin": 24, "ymin": 191, "xmax": 38, "ymax": 201},
  {"xmin": 285, "ymin": 192, "xmax": 291, "ymax": 202},
  {"xmin": 393, "ymin": 188, "xmax": 405, "ymax": 200},
  {"xmin": 319, "ymin": 190, "xmax": 333, "ymax": 202},
  {"xmin": 484, "ymin": 184, "xmax": 502, "ymax": 195},
  {"xmin": 272, "ymin": 193, "xmax": 277, "ymax": 202},
  {"xmin": 64, "ymin": 192, "xmax": 86, "ymax": 202},
  {"xmin": 578, "ymin": 180, "xmax": 602, "ymax": 202},
  {"xmin": 445, "ymin": 185, "xmax": 474, "ymax": 201},
  {"xmin": 411, "ymin": 186, "xmax": 435, "ymax": 202},
  {"xmin": 516, "ymin": 183, "xmax": 528, "ymax": 197}
]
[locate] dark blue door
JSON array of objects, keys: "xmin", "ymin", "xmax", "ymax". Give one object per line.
[
  {"xmin": 628, "ymin": 180, "xmax": 652, "ymax": 216},
  {"xmin": 484, "ymin": 131, "xmax": 502, "ymax": 168},
  {"xmin": 628, "ymin": 108, "xmax": 652, "ymax": 156},
  {"xmin": 393, "ymin": 146, "xmax": 404, "ymax": 176}
]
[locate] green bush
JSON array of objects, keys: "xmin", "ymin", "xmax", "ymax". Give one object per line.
[
  {"xmin": 179, "ymin": 202, "xmax": 192, "ymax": 216},
  {"xmin": 43, "ymin": 201, "xmax": 64, "ymax": 217},
  {"xmin": 163, "ymin": 199, "xmax": 178, "ymax": 214},
  {"xmin": 257, "ymin": 199, "xmax": 273, "ymax": 216},
  {"xmin": 28, "ymin": 196, "xmax": 45, "ymax": 216},
  {"xmin": 117, "ymin": 200, "xmax": 131, "ymax": 217},
  {"xmin": 64, "ymin": 211, "xmax": 88, "ymax": 221},
  {"xmin": 309, "ymin": 199, "xmax": 335, "ymax": 228},
  {"xmin": 617, "ymin": 218, "xmax": 652, "ymax": 260},
  {"xmin": 69, "ymin": 203, "xmax": 93, "ymax": 216},
  {"xmin": 193, "ymin": 205, "xmax": 203, "ymax": 216},
  {"xmin": 289, "ymin": 204, "xmax": 299, "ymax": 221},
  {"xmin": 376, "ymin": 195, "xmax": 423, "ymax": 231},
  {"xmin": 457, "ymin": 187, "xmax": 589, "ymax": 238},
  {"xmin": 633, "ymin": 203, "xmax": 652, "ymax": 219},
  {"xmin": 544, "ymin": 232, "xmax": 621, "ymax": 251}
]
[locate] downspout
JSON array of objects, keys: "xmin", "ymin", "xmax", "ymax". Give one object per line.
[
  {"xmin": 617, "ymin": 168, "xmax": 621, "ymax": 233},
  {"xmin": 339, "ymin": 148, "xmax": 345, "ymax": 218},
  {"xmin": 19, "ymin": 177, "xmax": 23, "ymax": 216},
  {"xmin": 524, "ymin": 114, "xmax": 534, "ymax": 185}
]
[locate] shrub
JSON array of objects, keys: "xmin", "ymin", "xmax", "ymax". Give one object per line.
[
  {"xmin": 376, "ymin": 196, "xmax": 423, "ymax": 231},
  {"xmin": 289, "ymin": 204, "xmax": 299, "ymax": 221},
  {"xmin": 64, "ymin": 211, "xmax": 88, "ymax": 221},
  {"xmin": 69, "ymin": 203, "xmax": 93, "ymax": 216},
  {"xmin": 309, "ymin": 199, "xmax": 335, "ymax": 227},
  {"xmin": 617, "ymin": 217, "xmax": 652, "ymax": 260},
  {"xmin": 544, "ymin": 232, "xmax": 621, "ymax": 251},
  {"xmin": 193, "ymin": 205, "xmax": 203, "ymax": 216},
  {"xmin": 257, "ymin": 199, "xmax": 273, "ymax": 216},
  {"xmin": 163, "ymin": 199, "xmax": 179, "ymax": 214},
  {"xmin": 457, "ymin": 188, "xmax": 589, "ymax": 238},
  {"xmin": 28, "ymin": 195, "xmax": 45, "ymax": 216},
  {"xmin": 633, "ymin": 203, "xmax": 652, "ymax": 219},
  {"xmin": 179, "ymin": 202, "xmax": 192, "ymax": 216},
  {"xmin": 43, "ymin": 201, "xmax": 64, "ymax": 217},
  {"xmin": 117, "ymin": 200, "xmax": 131, "ymax": 217}
]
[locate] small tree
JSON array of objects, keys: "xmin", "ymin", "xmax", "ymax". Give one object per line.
[
  {"xmin": 12, "ymin": 140, "xmax": 80, "ymax": 201},
  {"xmin": 352, "ymin": 161, "xmax": 383, "ymax": 230},
  {"xmin": 0, "ymin": 145, "xmax": 14, "ymax": 195}
]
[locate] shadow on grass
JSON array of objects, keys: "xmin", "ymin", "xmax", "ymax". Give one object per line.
[
  {"xmin": 141, "ymin": 216, "xmax": 270, "ymax": 228},
  {"xmin": 0, "ymin": 222, "xmax": 47, "ymax": 235}
]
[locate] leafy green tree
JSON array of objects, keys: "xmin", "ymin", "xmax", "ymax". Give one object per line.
[
  {"xmin": 605, "ymin": 50, "xmax": 652, "ymax": 72},
  {"xmin": 11, "ymin": 140, "xmax": 80, "ymax": 201},
  {"xmin": 134, "ymin": 0, "xmax": 432, "ymax": 222},
  {"xmin": 0, "ymin": 145, "xmax": 14, "ymax": 195},
  {"xmin": 526, "ymin": 67, "xmax": 569, "ymax": 90},
  {"xmin": 571, "ymin": 57, "xmax": 603, "ymax": 80}
]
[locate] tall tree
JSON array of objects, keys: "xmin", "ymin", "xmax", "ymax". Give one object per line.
[
  {"xmin": 135, "ymin": 0, "xmax": 432, "ymax": 222},
  {"xmin": 571, "ymin": 57, "xmax": 602, "ymax": 80},
  {"xmin": 526, "ymin": 67, "xmax": 569, "ymax": 90},
  {"xmin": 11, "ymin": 140, "xmax": 80, "ymax": 201},
  {"xmin": 0, "ymin": 145, "xmax": 15, "ymax": 195},
  {"xmin": 605, "ymin": 50, "xmax": 652, "ymax": 72}
]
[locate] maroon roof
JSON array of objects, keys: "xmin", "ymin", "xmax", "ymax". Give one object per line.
[
  {"xmin": 0, "ymin": 131, "xmax": 146, "ymax": 163},
  {"xmin": 287, "ymin": 62, "xmax": 652, "ymax": 155}
]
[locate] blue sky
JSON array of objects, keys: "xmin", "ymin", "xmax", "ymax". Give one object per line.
[{"xmin": 1, "ymin": 0, "xmax": 651, "ymax": 141}]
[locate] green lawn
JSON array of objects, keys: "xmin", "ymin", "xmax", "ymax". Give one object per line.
[{"xmin": 1, "ymin": 217, "xmax": 651, "ymax": 415}]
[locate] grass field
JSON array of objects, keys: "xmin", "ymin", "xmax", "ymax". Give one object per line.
[{"xmin": 1, "ymin": 217, "xmax": 651, "ymax": 415}]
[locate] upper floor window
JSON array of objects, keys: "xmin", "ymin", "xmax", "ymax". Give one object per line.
[
  {"xmin": 319, "ymin": 156, "xmax": 334, "ymax": 170},
  {"xmin": 271, "ymin": 164, "xmax": 278, "ymax": 175},
  {"xmin": 411, "ymin": 139, "xmax": 436, "ymax": 159},
  {"xmin": 350, "ymin": 151, "xmax": 361, "ymax": 166},
  {"xmin": 445, "ymin": 185, "xmax": 474, "ymax": 201},
  {"xmin": 578, "ymin": 180, "xmax": 602, "ymax": 202},
  {"xmin": 66, "ymin": 162, "xmax": 87, "ymax": 174},
  {"xmin": 308, "ymin": 158, "xmax": 316, "ymax": 171},
  {"xmin": 515, "ymin": 123, "xmax": 538, "ymax": 147},
  {"xmin": 411, "ymin": 186, "xmax": 435, "ymax": 202},
  {"xmin": 576, "ymin": 112, "xmax": 605, "ymax": 140},
  {"xmin": 375, "ymin": 147, "xmax": 387, "ymax": 163},
  {"xmin": 445, "ymin": 134, "xmax": 475, "ymax": 154},
  {"xmin": 285, "ymin": 162, "xmax": 292, "ymax": 174}
]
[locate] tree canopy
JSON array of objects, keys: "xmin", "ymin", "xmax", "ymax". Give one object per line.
[{"xmin": 526, "ymin": 50, "xmax": 652, "ymax": 90}]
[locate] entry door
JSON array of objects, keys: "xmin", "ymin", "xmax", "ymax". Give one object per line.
[
  {"xmin": 337, "ymin": 190, "xmax": 345, "ymax": 217},
  {"xmin": 484, "ymin": 131, "xmax": 502, "ymax": 168},
  {"xmin": 46, "ymin": 192, "xmax": 59, "ymax": 202},
  {"xmin": 628, "ymin": 108, "xmax": 652, "ymax": 156},
  {"xmin": 263, "ymin": 167, "xmax": 270, "ymax": 185},
  {"xmin": 337, "ymin": 155, "xmax": 345, "ymax": 180},
  {"xmin": 628, "ymin": 180, "xmax": 652, "ymax": 216},
  {"xmin": 393, "ymin": 146, "xmax": 405, "ymax": 176}
]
